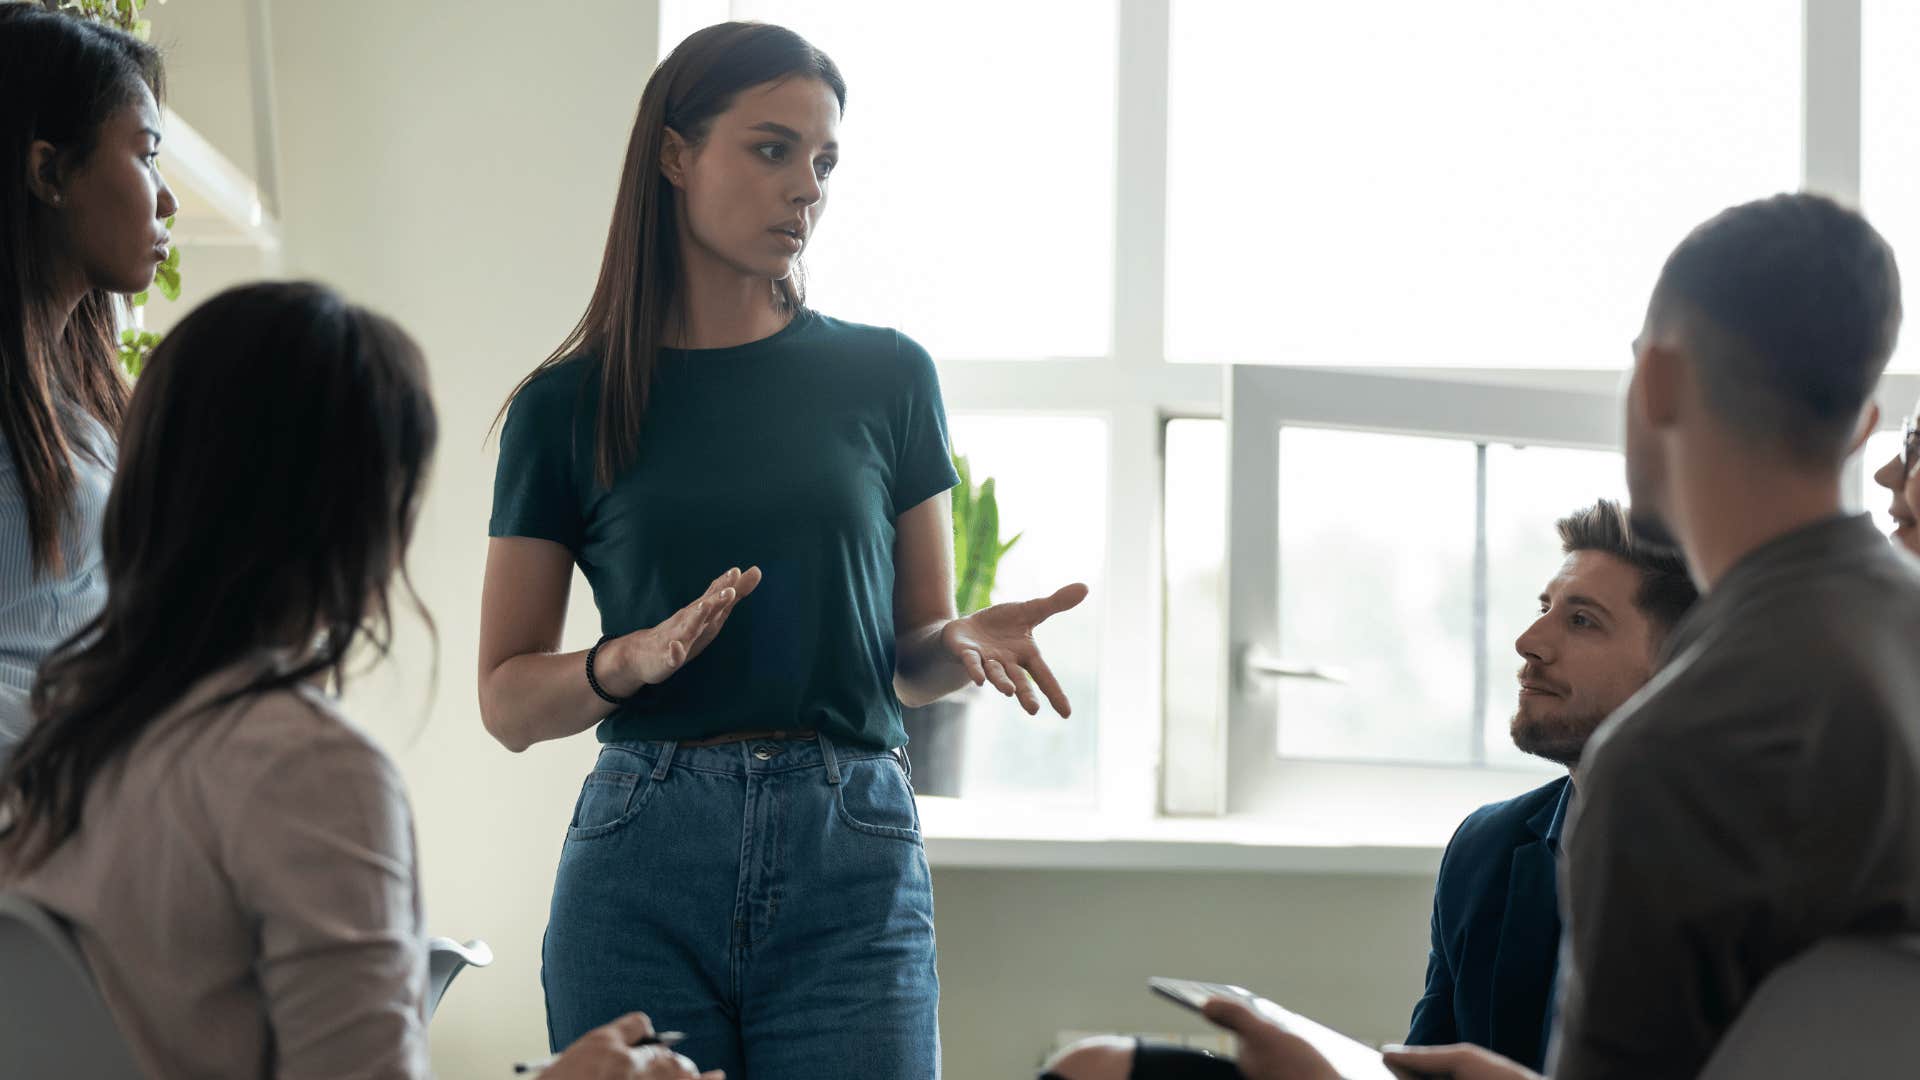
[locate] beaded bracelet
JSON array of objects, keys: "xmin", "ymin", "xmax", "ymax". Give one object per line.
[{"xmin": 584, "ymin": 635, "xmax": 632, "ymax": 706}]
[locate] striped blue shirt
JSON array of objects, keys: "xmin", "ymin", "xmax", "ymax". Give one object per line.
[{"xmin": 0, "ymin": 408, "xmax": 114, "ymax": 769}]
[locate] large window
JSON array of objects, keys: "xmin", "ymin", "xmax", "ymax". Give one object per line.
[
  {"xmin": 945, "ymin": 415, "xmax": 1108, "ymax": 806},
  {"xmin": 1165, "ymin": 0, "xmax": 1802, "ymax": 369},
  {"xmin": 722, "ymin": 0, "xmax": 1118, "ymax": 360},
  {"xmin": 1865, "ymin": 0, "xmax": 1920, "ymax": 370},
  {"xmin": 662, "ymin": 3, "xmax": 1892, "ymax": 833}
]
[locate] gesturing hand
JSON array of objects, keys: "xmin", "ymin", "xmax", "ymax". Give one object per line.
[
  {"xmin": 941, "ymin": 582, "xmax": 1089, "ymax": 716},
  {"xmin": 603, "ymin": 567, "xmax": 763, "ymax": 696}
]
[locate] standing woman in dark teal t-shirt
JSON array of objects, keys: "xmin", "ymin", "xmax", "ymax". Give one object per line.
[{"xmin": 479, "ymin": 22, "xmax": 1085, "ymax": 1080}]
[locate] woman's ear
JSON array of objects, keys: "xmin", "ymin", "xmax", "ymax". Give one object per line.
[
  {"xmin": 658, "ymin": 127, "xmax": 690, "ymax": 190},
  {"xmin": 25, "ymin": 139, "xmax": 66, "ymax": 208}
]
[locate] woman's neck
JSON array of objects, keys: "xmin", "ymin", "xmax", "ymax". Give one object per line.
[{"xmin": 668, "ymin": 242, "xmax": 791, "ymax": 350}]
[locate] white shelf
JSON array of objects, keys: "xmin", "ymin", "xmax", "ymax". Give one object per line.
[{"xmin": 162, "ymin": 106, "xmax": 279, "ymax": 251}]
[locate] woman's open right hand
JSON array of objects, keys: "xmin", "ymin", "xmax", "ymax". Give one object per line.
[{"xmin": 597, "ymin": 567, "xmax": 762, "ymax": 696}]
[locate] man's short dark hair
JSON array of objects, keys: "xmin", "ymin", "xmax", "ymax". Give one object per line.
[
  {"xmin": 1557, "ymin": 499, "xmax": 1699, "ymax": 640},
  {"xmin": 1650, "ymin": 192, "xmax": 1901, "ymax": 465}
]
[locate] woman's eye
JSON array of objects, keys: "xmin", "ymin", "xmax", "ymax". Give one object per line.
[
  {"xmin": 816, "ymin": 158, "xmax": 837, "ymax": 179},
  {"xmin": 757, "ymin": 143, "xmax": 787, "ymax": 162},
  {"xmin": 1571, "ymin": 612, "xmax": 1594, "ymax": 629}
]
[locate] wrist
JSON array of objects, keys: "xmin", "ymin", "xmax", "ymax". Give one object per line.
[{"xmin": 588, "ymin": 635, "xmax": 644, "ymax": 701}]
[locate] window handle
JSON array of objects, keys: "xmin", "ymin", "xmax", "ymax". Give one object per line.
[{"xmin": 1240, "ymin": 649, "xmax": 1351, "ymax": 685}]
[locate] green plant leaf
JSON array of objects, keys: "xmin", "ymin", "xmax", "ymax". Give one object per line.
[
  {"xmin": 130, "ymin": 290, "xmax": 148, "ymax": 308},
  {"xmin": 944, "ymin": 447, "xmax": 1026, "ymax": 612},
  {"xmin": 961, "ymin": 480, "xmax": 1000, "ymax": 613},
  {"xmin": 150, "ymin": 245, "xmax": 182, "ymax": 301}
]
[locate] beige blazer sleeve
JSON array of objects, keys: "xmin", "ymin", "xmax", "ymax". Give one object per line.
[{"xmin": 218, "ymin": 721, "xmax": 430, "ymax": 1080}]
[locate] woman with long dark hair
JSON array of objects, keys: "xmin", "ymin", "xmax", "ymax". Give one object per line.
[
  {"xmin": 0, "ymin": 5, "xmax": 175, "ymax": 767},
  {"xmin": 0, "ymin": 282, "xmax": 716, "ymax": 1080},
  {"xmin": 480, "ymin": 21, "xmax": 1087, "ymax": 1079}
]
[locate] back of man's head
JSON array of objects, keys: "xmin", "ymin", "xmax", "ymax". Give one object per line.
[{"xmin": 1649, "ymin": 192, "xmax": 1901, "ymax": 466}]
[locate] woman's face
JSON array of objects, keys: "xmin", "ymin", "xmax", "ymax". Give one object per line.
[
  {"xmin": 1871, "ymin": 401, "xmax": 1920, "ymax": 555},
  {"xmin": 666, "ymin": 76, "xmax": 840, "ymax": 284},
  {"xmin": 43, "ymin": 82, "xmax": 178, "ymax": 298}
]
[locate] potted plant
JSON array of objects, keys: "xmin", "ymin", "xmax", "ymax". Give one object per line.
[{"xmin": 900, "ymin": 451, "xmax": 1019, "ymax": 797}]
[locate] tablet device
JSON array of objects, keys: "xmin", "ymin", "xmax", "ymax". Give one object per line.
[{"xmin": 1149, "ymin": 977, "xmax": 1419, "ymax": 1080}]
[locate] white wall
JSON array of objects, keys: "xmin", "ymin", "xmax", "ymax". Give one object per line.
[
  {"xmin": 930, "ymin": 869, "xmax": 1432, "ymax": 1077},
  {"xmin": 144, "ymin": 3, "xmax": 1441, "ymax": 1076}
]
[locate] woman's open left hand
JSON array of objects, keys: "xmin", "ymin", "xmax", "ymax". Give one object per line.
[{"xmin": 940, "ymin": 583, "xmax": 1088, "ymax": 716}]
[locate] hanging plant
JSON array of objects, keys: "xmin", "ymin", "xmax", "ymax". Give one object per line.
[{"xmin": 43, "ymin": 0, "xmax": 162, "ymax": 40}]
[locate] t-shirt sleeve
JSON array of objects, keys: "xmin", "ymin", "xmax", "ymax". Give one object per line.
[
  {"xmin": 889, "ymin": 332, "xmax": 961, "ymax": 517},
  {"xmin": 223, "ymin": 715, "xmax": 429, "ymax": 1080},
  {"xmin": 489, "ymin": 372, "xmax": 585, "ymax": 551}
]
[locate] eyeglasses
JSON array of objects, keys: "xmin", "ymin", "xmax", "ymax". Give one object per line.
[{"xmin": 1905, "ymin": 415, "xmax": 1920, "ymax": 478}]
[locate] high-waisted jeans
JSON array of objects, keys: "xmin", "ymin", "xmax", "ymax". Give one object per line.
[{"xmin": 542, "ymin": 734, "xmax": 940, "ymax": 1079}]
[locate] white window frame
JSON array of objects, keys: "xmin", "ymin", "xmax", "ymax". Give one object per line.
[
  {"xmin": 659, "ymin": 1, "xmax": 1891, "ymax": 852},
  {"xmin": 1184, "ymin": 368, "xmax": 1622, "ymax": 822}
]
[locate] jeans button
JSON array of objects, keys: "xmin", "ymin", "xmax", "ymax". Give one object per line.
[{"xmin": 753, "ymin": 745, "xmax": 777, "ymax": 760}]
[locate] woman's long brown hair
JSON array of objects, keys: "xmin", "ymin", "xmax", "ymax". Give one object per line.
[
  {"xmin": 0, "ymin": 6, "xmax": 161, "ymax": 574},
  {"xmin": 0, "ymin": 282, "xmax": 439, "ymax": 872},
  {"xmin": 498, "ymin": 22, "xmax": 845, "ymax": 487}
]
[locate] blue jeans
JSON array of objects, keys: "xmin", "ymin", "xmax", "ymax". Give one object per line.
[{"xmin": 542, "ymin": 734, "xmax": 941, "ymax": 1079}]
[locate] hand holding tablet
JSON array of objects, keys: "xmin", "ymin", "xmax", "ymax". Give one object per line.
[{"xmin": 1150, "ymin": 977, "xmax": 1428, "ymax": 1080}]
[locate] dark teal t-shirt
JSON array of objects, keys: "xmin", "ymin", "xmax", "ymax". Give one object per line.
[{"xmin": 489, "ymin": 310, "xmax": 959, "ymax": 750}]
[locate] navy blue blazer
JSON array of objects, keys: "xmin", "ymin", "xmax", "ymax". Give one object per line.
[{"xmin": 1406, "ymin": 776, "xmax": 1571, "ymax": 1072}]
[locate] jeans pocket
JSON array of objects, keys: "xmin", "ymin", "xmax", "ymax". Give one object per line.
[
  {"xmin": 565, "ymin": 768, "xmax": 652, "ymax": 841},
  {"xmin": 835, "ymin": 756, "xmax": 923, "ymax": 843}
]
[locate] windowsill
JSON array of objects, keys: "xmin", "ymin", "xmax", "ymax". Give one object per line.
[
  {"xmin": 919, "ymin": 798, "xmax": 1445, "ymax": 876},
  {"xmin": 921, "ymin": 756, "xmax": 1563, "ymax": 875}
]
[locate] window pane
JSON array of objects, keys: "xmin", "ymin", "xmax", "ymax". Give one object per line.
[
  {"xmin": 1865, "ymin": 0, "xmax": 1920, "ymax": 370},
  {"xmin": 944, "ymin": 415, "xmax": 1107, "ymax": 805},
  {"xmin": 1482, "ymin": 445, "xmax": 1629, "ymax": 770},
  {"xmin": 1167, "ymin": 1, "xmax": 1801, "ymax": 368},
  {"xmin": 1163, "ymin": 419, "xmax": 1226, "ymax": 799},
  {"xmin": 1862, "ymin": 430, "xmax": 1904, "ymax": 536},
  {"xmin": 724, "ymin": 1, "xmax": 1117, "ymax": 359},
  {"xmin": 1276, "ymin": 429, "xmax": 1477, "ymax": 763}
]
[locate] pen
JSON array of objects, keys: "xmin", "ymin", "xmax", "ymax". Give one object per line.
[{"xmin": 512, "ymin": 1031, "xmax": 685, "ymax": 1074}]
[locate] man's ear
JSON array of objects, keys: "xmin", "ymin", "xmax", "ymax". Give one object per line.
[
  {"xmin": 659, "ymin": 127, "xmax": 690, "ymax": 190},
  {"xmin": 1635, "ymin": 339, "xmax": 1685, "ymax": 430},
  {"xmin": 1847, "ymin": 400, "xmax": 1883, "ymax": 458},
  {"xmin": 25, "ymin": 139, "xmax": 67, "ymax": 208}
]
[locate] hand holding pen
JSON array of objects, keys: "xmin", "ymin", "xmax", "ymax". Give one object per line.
[{"xmin": 512, "ymin": 1014, "xmax": 722, "ymax": 1079}]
